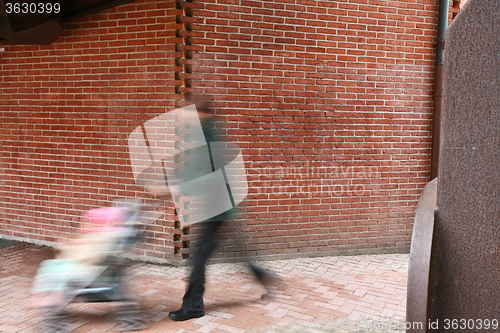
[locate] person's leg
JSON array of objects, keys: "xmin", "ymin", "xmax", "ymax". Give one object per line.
[
  {"xmin": 247, "ymin": 261, "xmax": 287, "ymax": 298},
  {"xmin": 169, "ymin": 221, "xmax": 223, "ymax": 320},
  {"xmin": 248, "ymin": 263, "xmax": 267, "ymax": 282},
  {"xmin": 224, "ymin": 219, "xmax": 284, "ymax": 295}
]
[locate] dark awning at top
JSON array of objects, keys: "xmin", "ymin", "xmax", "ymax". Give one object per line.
[{"xmin": 0, "ymin": 0, "xmax": 137, "ymax": 45}]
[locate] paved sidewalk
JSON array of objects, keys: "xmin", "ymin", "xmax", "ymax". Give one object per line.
[{"xmin": 0, "ymin": 243, "xmax": 408, "ymax": 333}]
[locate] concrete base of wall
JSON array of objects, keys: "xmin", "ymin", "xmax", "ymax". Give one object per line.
[{"xmin": 0, "ymin": 234, "xmax": 410, "ymax": 267}]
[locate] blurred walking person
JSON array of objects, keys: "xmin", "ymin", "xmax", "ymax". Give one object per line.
[{"xmin": 148, "ymin": 97, "xmax": 281, "ymax": 321}]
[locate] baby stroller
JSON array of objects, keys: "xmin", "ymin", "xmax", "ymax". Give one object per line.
[{"xmin": 31, "ymin": 200, "xmax": 149, "ymax": 332}]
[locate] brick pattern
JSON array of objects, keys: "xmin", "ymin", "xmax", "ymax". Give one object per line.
[
  {"xmin": 0, "ymin": 0, "xmax": 450, "ymax": 261},
  {"xmin": 184, "ymin": 0, "xmax": 440, "ymax": 259},
  {"xmin": 452, "ymin": 0, "xmax": 470, "ymax": 19},
  {"xmin": 0, "ymin": 243, "xmax": 409, "ymax": 333},
  {"xmin": 0, "ymin": 1, "xmax": 182, "ymax": 261}
]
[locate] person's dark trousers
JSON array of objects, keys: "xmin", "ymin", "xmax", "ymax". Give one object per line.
[
  {"xmin": 181, "ymin": 221, "xmax": 223, "ymax": 312},
  {"xmin": 179, "ymin": 220, "xmax": 272, "ymax": 314}
]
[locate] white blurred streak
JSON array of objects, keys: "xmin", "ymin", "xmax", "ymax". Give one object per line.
[
  {"xmin": 128, "ymin": 104, "xmax": 249, "ymax": 225},
  {"xmin": 225, "ymin": 150, "xmax": 248, "ymax": 205},
  {"xmin": 169, "ymin": 169, "xmax": 233, "ymax": 225},
  {"xmin": 127, "ymin": 127, "xmax": 151, "ymax": 180},
  {"xmin": 209, "ymin": 142, "xmax": 248, "ymax": 205}
]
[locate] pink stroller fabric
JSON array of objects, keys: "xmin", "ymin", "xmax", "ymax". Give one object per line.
[
  {"xmin": 80, "ymin": 207, "xmax": 129, "ymax": 233},
  {"xmin": 53, "ymin": 207, "xmax": 133, "ymax": 267}
]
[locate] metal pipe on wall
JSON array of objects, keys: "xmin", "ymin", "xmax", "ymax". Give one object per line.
[{"xmin": 430, "ymin": 0, "xmax": 449, "ymax": 179}]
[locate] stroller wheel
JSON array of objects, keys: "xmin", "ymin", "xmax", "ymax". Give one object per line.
[
  {"xmin": 114, "ymin": 315, "xmax": 147, "ymax": 331},
  {"xmin": 114, "ymin": 319, "xmax": 147, "ymax": 332},
  {"xmin": 114, "ymin": 302, "xmax": 147, "ymax": 331},
  {"xmin": 43, "ymin": 312, "xmax": 69, "ymax": 333}
]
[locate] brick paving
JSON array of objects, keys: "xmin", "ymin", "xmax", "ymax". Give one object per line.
[{"xmin": 0, "ymin": 243, "xmax": 408, "ymax": 333}]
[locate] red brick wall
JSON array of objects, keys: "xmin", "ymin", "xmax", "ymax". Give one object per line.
[
  {"xmin": 184, "ymin": 0, "xmax": 440, "ymax": 259},
  {"xmin": 452, "ymin": 0, "xmax": 469, "ymax": 18},
  {"xmin": 1, "ymin": 0, "xmax": 444, "ymax": 263},
  {"xmin": 0, "ymin": 0, "xmax": 182, "ymax": 262}
]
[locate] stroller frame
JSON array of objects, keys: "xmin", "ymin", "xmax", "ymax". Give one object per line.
[{"xmin": 33, "ymin": 200, "xmax": 149, "ymax": 332}]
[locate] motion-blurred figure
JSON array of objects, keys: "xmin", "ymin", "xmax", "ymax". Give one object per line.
[{"xmin": 151, "ymin": 98, "xmax": 281, "ymax": 321}]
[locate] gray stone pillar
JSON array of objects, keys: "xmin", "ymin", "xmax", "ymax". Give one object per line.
[{"xmin": 427, "ymin": 0, "xmax": 500, "ymax": 331}]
